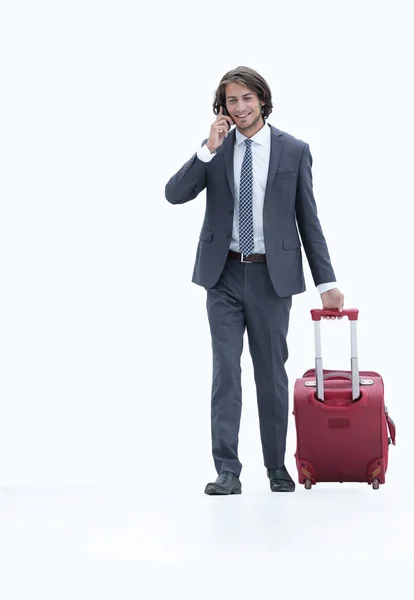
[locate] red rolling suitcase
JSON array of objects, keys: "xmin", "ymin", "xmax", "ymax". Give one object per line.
[{"xmin": 293, "ymin": 308, "xmax": 396, "ymax": 490}]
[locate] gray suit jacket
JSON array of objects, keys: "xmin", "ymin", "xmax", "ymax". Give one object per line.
[{"xmin": 165, "ymin": 124, "xmax": 336, "ymax": 297}]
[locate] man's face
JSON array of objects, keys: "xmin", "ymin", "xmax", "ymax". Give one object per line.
[{"xmin": 225, "ymin": 82, "xmax": 265, "ymax": 137}]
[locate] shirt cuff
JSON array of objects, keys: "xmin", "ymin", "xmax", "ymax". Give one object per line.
[
  {"xmin": 197, "ymin": 144, "xmax": 216, "ymax": 162},
  {"xmin": 317, "ymin": 282, "xmax": 337, "ymax": 294}
]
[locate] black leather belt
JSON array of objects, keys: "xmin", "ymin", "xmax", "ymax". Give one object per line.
[{"xmin": 228, "ymin": 250, "xmax": 266, "ymax": 263}]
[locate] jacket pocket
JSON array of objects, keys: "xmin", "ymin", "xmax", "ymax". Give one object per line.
[
  {"xmin": 282, "ymin": 237, "xmax": 301, "ymax": 250},
  {"xmin": 275, "ymin": 171, "xmax": 297, "ymax": 180},
  {"xmin": 199, "ymin": 228, "xmax": 213, "ymax": 242}
]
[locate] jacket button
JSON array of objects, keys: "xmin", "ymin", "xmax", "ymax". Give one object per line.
[
  {"xmin": 227, "ymin": 232, "xmax": 231, "ymax": 238},
  {"xmin": 229, "ymin": 209, "xmax": 234, "ymax": 215}
]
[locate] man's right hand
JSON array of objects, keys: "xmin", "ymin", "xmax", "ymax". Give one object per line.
[{"xmin": 206, "ymin": 107, "xmax": 234, "ymax": 153}]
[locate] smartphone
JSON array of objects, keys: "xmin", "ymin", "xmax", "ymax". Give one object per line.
[{"xmin": 222, "ymin": 106, "xmax": 234, "ymax": 130}]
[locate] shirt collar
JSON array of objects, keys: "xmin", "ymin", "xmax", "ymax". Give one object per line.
[{"xmin": 235, "ymin": 122, "xmax": 270, "ymax": 147}]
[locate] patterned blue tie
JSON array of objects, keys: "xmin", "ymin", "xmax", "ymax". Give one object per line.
[{"xmin": 239, "ymin": 138, "xmax": 254, "ymax": 256}]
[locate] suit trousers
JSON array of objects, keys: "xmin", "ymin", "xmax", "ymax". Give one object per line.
[{"xmin": 206, "ymin": 255, "xmax": 292, "ymax": 476}]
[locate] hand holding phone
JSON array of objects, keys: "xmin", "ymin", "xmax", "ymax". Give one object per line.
[{"xmin": 206, "ymin": 106, "xmax": 234, "ymax": 153}]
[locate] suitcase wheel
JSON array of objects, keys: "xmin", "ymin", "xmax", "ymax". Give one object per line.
[
  {"xmin": 371, "ymin": 478, "xmax": 380, "ymax": 490},
  {"xmin": 304, "ymin": 478, "xmax": 312, "ymax": 490}
]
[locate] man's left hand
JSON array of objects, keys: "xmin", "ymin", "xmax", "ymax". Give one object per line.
[{"xmin": 320, "ymin": 288, "xmax": 345, "ymax": 320}]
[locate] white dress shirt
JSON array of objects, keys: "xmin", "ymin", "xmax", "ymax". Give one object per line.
[{"xmin": 197, "ymin": 124, "xmax": 336, "ymax": 294}]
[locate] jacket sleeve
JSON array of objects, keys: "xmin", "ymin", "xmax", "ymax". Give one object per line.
[
  {"xmin": 165, "ymin": 143, "xmax": 208, "ymax": 205},
  {"xmin": 295, "ymin": 144, "xmax": 336, "ymax": 285}
]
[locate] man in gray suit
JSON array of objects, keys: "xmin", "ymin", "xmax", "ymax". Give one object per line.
[{"xmin": 165, "ymin": 66, "xmax": 344, "ymax": 495}]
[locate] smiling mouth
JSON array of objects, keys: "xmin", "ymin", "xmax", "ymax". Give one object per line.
[{"xmin": 236, "ymin": 113, "xmax": 250, "ymax": 119}]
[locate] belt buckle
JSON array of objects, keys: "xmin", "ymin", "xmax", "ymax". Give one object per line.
[{"xmin": 241, "ymin": 253, "xmax": 252, "ymax": 263}]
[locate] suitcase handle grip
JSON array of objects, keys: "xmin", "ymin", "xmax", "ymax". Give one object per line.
[
  {"xmin": 323, "ymin": 372, "xmax": 369, "ymax": 384},
  {"xmin": 311, "ymin": 308, "xmax": 359, "ymax": 321},
  {"xmin": 323, "ymin": 371, "xmax": 352, "ymax": 380},
  {"xmin": 385, "ymin": 407, "xmax": 396, "ymax": 446}
]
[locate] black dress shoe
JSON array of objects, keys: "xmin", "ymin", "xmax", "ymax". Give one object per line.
[
  {"xmin": 267, "ymin": 466, "xmax": 295, "ymax": 492},
  {"xmin": 204, "ymin": 472, "xmax": 242, "ymax": 495}
]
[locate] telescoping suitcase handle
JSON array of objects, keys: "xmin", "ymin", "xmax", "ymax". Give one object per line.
[{"xmin": 310, "ymin": 308, "xmax": 360, "ymax": 402}]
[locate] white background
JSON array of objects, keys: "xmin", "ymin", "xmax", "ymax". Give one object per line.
[{"xmin": 0, "ymin": 1, "xmax": 413, "ymax": 595}]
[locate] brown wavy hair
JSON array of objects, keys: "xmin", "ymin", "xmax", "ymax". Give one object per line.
[{"xmin": 213, "ymin": 66, "xmax": 273, "ymax": 119}]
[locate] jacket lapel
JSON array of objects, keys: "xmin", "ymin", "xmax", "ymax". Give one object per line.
[
  {"xmin": 223, "ymin": 125, "xmax": 283, "ymax": 202},
  {"xmin": 264, "ymin": 125, "xmax": 284, "ymax": 202},
  {"xmin": 223, "ymin": 129, "xmax": 236, "ymax": 200}
]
